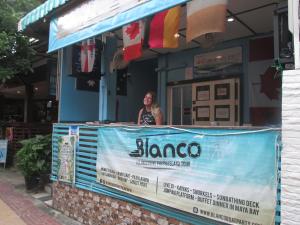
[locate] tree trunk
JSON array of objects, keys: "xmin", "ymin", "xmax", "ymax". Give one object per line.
[{"xmin": 24, "ymin": 84, "xmax": 33, "ymax": 123}]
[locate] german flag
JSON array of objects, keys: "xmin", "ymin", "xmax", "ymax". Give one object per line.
[{"xmin": 148, "ymin": 6, "xmax": 181, "ymax": 49}]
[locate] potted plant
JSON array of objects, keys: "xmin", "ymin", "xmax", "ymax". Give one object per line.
[{"xmin": 16, "ymin": 134, "xmax": 52, "ymax": 190}]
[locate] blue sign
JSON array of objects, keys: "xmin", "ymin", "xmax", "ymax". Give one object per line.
[
  {"xmin": 0, "ymin": 140, "xmax": 8, "ymax": 165},
  {"xmin": 97, "ymin": 126, "xmax": 280, "ymax": 225},
  {"xmin": 48, "ymin": 0, "xmax": 188, "ymax": 52}
]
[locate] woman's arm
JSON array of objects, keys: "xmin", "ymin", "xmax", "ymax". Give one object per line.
[
  {"xmin": 137, "ymin": 108, "xmax": 143, "ymax": 125},
  {"xmin": 155, "ymin": 110, "xmax": 163, "ymax": 125}
]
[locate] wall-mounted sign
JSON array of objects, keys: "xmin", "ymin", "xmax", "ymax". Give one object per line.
[
  {"xmin": 0, "ymin": 140, "xmax": 8, "ymax": 167},
  {"xmin": 196, "ymin": 86, "xmax": 210, "ymax": 101},
  {"xmin": 57, "ymin": 0, "xmax": 151, "ymax": 39},
  {"xmin": 215, "ymin": 83, "xmax": 230, "ymax": 100},
  {"xmin": 185, "ymin": 67, "xmax": 193, "ymax": 80},
  {"xmin": 96, "ymin": 127, "xmax": 279, "ymax": 225},
  {"xmin": 215, "ymin": 105, "xmax": 230, "ymax": 121},
  {"xmin": 194, "ymin": 47, "xmax": 242, "ymax": 75},
  {"xmin": 196, "ymin": 106, "xmax": 210, "ymax": 121}
]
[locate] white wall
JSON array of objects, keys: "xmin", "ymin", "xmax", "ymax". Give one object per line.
[{"xmin": 281, "ymin": 69, "xmax": 300, "ymax": 225}]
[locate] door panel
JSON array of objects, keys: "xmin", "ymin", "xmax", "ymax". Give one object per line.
[{"xmin": 192, "ymin": 78, "xmax": 240, "ymax": 126}]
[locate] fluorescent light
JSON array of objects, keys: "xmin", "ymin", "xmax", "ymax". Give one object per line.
[
  {"xmin": 227, "ymin": 17, "xmax": 235, "ymax": 22},
  {"xmin": 216, "ymin": 55, "xmax": 223, "ymax": 59}
]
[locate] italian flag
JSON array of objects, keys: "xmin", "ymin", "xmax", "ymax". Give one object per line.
[
  {"xmin": 148, "ymin": 6, "xmax": 181, "ymax": 48},
  {"xmin": 123, "ymin": 20, "xmax": 145, "ymax": 62},
  {"xmin": 186, "ymin": 0, "xmax": 228, "ymax": 42}
]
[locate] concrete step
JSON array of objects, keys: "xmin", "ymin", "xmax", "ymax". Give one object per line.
[
  {"xmin": 31, "ymin": 192, "xmax": 52, "ymax": 202},
  {"xmin": 44, "ymin": 183, "xmax": 52, "ymax": 196}
]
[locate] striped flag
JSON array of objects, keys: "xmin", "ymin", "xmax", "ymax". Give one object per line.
[
  {"xmin": 186, "ymin": 0, "xmax": 228, "ymax": 42},
  {"xmin": 123, "ymin": 20, "xmax": 145, "ymax": 61},
  {"xmin": 149, "ymin": 6, "xmax": 181, "ymax": 48},
  {"xmin": 81, "ymin": 38, "xmax": 96, "ymax": 73}
]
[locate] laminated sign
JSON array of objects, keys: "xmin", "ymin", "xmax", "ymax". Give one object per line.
[
  {"xmin": 57, "ymin": 135, "xmax": 76, "ymax": 183},
  {"xmin": 96, "ymin": 127, "xmax": 279, "ymax": 225}
]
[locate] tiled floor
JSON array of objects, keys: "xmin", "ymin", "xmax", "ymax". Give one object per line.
[{"xmin": 0, "ymin": 181, "xmax": 61, "ymax": 225}]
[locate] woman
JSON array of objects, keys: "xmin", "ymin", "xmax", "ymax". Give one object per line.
[{"xmin": 137, "ymin": 91, "xmax": 163, "ymax": 125}]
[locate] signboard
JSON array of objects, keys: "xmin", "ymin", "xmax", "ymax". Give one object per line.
[
  {"xmin": 96, "ymin": 127, "xmax": 279, "ymax": 225},
  {"xmin": 57, "ymin": 135, "xmax": 76, "ymax": 183},
  {"xmin": 0, "ymin": 140, "xmax": 8, "ymax": 167},
  {"xmin": 57, "ymin": 0, "xmax": 151, "ymax": 39},
  {"xmin": 194, "ymin": 47, "xmax": 242, "ymax": 75},
  {"xmin": 48, "ymin": 0, "xmax": 188, "ymax": 52}
]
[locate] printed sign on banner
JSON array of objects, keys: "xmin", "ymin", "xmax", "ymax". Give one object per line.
[
  {"xmin": 57, "ymin": 135, "xmax": 76, "ymax": 183},
  {"xmin": 96, "ymin": 127, "xmax": 279, "ymax": 225},
  {"xmin": 57, "ymin": 0, "xmax": 151, "ymax": 39},
  {"xmin": 0, "ymin": 140, "xmax": 8, "ymax": 166}
]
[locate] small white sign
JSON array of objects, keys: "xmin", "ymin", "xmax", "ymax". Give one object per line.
[
  {"xmin": 197, "ymin": 107, "xmax": 210, "ymax": 118},
  {"xmin": 197, "ymin": 90, "xmax": 210, "ymax": 101},
  {"xmin": 185, "ymin": 67, "xmax": 193, "ymax": 80},
  {"xmin": 217, "ymin": 88, "xmax": 227, "ymax": 96},
  {"xmin": 215, "ymin": 107, "xmax": 230, "ymax": 119}
]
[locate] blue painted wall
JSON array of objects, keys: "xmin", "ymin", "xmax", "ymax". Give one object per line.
[
  {"xmin": 99, "ymin": 37, "xmax": 118, "ymax": 121},
  {"xmin": 59, "ymin": 47, "xmax": 99, "ymax": 122}
]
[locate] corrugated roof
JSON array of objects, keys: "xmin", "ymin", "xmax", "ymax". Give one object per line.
[{"xmin": 18, "ymin": 0, "xmax": 70, "ymax": 31}]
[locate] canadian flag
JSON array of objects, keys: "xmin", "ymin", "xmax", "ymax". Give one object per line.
[
  {"xmin": 123, "ymin": 20, "xmax": 145, "ymax": 61},
  {"xmin": 81, "ymin": 38, "xmax": 96, "ymax": 73}
]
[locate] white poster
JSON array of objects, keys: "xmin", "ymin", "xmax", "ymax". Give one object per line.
[
  {"xmin": 197, "ymin": 107, "xmax": 210, "ymax": 118},
  {"xmin": 216, "ymin": 107, "xmax": 230, "ymax": 119},
  {"xmin": 57, "ymin": 135, "xmax": 76, "ymax": 183}
]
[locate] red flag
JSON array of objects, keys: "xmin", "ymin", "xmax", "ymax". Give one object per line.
[
  {"xmin": 149, "ymin": 6, "xmax": 180, "ymax": 48},
  {"xmin": 81, "ymin": 38, "xmax": 96, "ymax": 73},
  {"xmin": 123, "ymin": 21, "xmax": 144, "ymax": 61}
]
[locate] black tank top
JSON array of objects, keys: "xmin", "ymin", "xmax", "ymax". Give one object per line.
[{"xmin": 140, "ymin": 108, "xmax": 156, "ymax": 125}]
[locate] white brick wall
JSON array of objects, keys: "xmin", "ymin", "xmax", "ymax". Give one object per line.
[{"xmin": 281, "ymin": 69, "xmax": 300, "ymax": 225}]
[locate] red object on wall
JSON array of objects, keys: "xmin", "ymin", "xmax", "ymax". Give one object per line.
[
  {"xmin": 249, "ymin": 37, "xmax": 274, "ymax": 62},
  {"xmin": 250, "ymin": 107, "xmax": 281, "ymax": 126},
  {"xmin": 260, "ymin": 67, "xmax": 281, "ymax": 100}
]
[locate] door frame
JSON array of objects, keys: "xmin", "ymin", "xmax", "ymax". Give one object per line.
[{"xmin": 167, "ymin": 84, "xmax": 192, "ymax": 125}]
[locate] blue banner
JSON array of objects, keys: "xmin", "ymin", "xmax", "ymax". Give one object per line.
[
  {"xmin": 96, "ymin": 126, "xmax": 279, "ymax": 225},
  {"xmin": 48, "ymin": 0, "xmax": 189, "ymax": 52}
]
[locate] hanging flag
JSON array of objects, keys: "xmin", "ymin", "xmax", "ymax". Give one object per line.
[
  {"xmin": 123, "ymin": 20, "xmax": 145, "ymax": 61},
  {"xmin": 81, "ymin": 38, "xmax": 96, "ymax": 73},
  {"xmin": 149, "ymin": 6, "xmax": 181, "ymax": 48},
  {"xmin": 186, "ymin": 0, "xmax": 228, "ymax": 42}
]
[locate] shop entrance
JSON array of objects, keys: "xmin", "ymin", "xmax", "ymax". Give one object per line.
[
  {"xmin": 167, "ymin": 84, "xmax": 192, "ymax": 125},
  {"xmin": 192, "ymin": 78, "xmax": 240, "ymax": 126}
]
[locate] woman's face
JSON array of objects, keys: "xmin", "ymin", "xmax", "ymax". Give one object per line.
[{"xmin": 143, "ymin": 93, "xmax": 153, "ymax": 106}]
